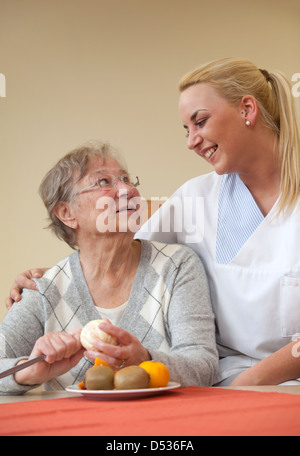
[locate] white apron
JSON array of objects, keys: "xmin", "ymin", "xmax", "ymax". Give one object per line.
[{"xmin": 137, "ymin": 172, "xmax": 300, "ymax": 384}]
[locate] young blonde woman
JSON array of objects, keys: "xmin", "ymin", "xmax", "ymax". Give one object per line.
[
  {"xmin": 6, "ymin": 58, "xmax": 300, "ymax": 386},
  {"xmin": 140, "ymin": 57, "xmax": 300, "ymax": 386}
]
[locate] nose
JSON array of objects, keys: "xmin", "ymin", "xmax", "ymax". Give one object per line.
[
  {"xmin": 116, "ymin": 181, "xmax": 138, "ymax": 199},
  {"xmin": 187, "ymin": 129, "xmax": 203, "ymax": 151}
]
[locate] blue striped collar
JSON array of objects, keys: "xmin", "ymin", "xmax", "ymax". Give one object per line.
[{"xmin": 216, "ymin": 174, "xmax": 264, "ymax": 264}]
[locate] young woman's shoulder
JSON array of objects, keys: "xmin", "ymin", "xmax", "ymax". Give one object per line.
[{"xmin": 178, "ymin": 171, "xmax": 222, "ymax": 196}]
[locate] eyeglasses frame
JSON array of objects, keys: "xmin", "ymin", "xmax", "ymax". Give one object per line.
[{"xmin": 74, "ymin": 174, "xmax": 140, "ymax": 196}]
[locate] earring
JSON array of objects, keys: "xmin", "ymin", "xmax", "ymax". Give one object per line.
[{"xmin": 245, "ymin": 120, "xmax": 251, "ymax": 126}]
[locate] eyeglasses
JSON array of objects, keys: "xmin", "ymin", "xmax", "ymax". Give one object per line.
[{"xmin": 74, "ymin": 174, "xmax": 140, "ymax": 196}]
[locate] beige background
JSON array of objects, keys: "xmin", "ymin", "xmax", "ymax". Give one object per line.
[{"xmin": 0, "ymin": 0, "xmax": 300, "ymax": 321}]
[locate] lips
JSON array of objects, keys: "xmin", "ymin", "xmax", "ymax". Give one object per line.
[
  {"xmin": 117, "ymin": 208, "xmax": 131, "ymax": 213},
  {"xmin": 200, "ymin": 145, "xmax": 218, "ymax": 160},
  {"xmin": 116, "ymin": 195, "xmax": 141, "ymax": 214},
  {"xmin": 116, "ymin": 205, "xmax": 136, "ymax": 213}
]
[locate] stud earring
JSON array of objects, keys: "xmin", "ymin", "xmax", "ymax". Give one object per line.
[{"xmin": 245, "ymin": 120, "xmax": 251, "ymax": 126}]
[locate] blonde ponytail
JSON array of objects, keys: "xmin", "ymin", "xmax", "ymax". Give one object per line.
[{"xmin": 267, "ymin": 70, "xmax": 300, "ymax": 213}]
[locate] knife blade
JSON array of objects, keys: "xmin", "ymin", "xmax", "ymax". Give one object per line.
[{"xmin": 0, "ymin": 355, "xmax": 46, "ymax": 380}]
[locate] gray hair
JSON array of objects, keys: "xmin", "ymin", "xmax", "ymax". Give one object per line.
[{"xmin": 39, "ymin": 140, "xmax": 127, "ymax": 249}]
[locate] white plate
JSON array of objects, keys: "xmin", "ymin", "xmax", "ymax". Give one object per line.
[{"xmin": 65, "ymin": 381, "xmax": 181, "ymax": 400}]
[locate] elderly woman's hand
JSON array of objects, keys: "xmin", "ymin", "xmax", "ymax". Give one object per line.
[
  {"xmin": 14, "ymin": 329, "xmax": 85, "ymax": 386},
  {"xmin": 85, "ymin": 321, "xmax": 151, "ymax": 369},
  {"xmin": 5, "ymin": 268, "xmax": 47, "ymax": 309}
]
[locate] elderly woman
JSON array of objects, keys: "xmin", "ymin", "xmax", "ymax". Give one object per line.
[{"xmin": 0, "ymin": 141, "xmax": 218, "ymax": 393}]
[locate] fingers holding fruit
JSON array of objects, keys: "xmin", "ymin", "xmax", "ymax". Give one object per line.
[
  {"xmin": 81, "ymin": 319, "xmax": 150, "ymax": 368},
  {"xmin": 80, "ymin": 319, "xmax": 119, "ymax": 367}
]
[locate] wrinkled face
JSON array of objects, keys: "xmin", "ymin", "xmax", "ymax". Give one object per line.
[
  {"xmin": 179, "ymin": 83, "xmax": 249, "ymax": 175},
  {"xmin": 72, "ymin": 156, "xmax": 141, "ymax": 236}
]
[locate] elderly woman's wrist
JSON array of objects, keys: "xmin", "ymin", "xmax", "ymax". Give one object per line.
[
  {"xmin": 14, "ymin": 360, "xmax": 33, "ymax": 385},
  {"xmin": 14, "ymin": 359, "xmax": 42, "ymax": 386}
]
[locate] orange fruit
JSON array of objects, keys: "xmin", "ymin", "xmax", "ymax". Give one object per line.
[
  {"xmin": 139, "ymin": 361, "xmax": 170, "ymax": 388},
  {"xmin": 78, "ymin": 381, "xmax": 86, "ymax": 390},
  {"xmin": 94, "ymin": 357, "xmax": 110, "ymax": 367}
]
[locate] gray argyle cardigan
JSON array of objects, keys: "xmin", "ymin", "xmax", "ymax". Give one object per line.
[{"xmin": 0, "ymin": 240, "xmax": 218, "ymax": 394}]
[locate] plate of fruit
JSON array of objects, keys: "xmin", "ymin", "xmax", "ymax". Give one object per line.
[{"xmin": 66, "ymin": 358, "xmax": 180, "ymax": 400}]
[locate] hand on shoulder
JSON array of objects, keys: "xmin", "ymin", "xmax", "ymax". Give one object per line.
[{"xmin": 5, "ymin": 268, "xmax": 47, "ymax": 309}]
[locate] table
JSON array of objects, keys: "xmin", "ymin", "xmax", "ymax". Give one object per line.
[{"xmin": 1, "ymin": 385, "xmax": 300, "ymax": 436}]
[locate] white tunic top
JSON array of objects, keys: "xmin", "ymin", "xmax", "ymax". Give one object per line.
[
  {"xmin": 137, "ymin": 172, "xmax": 300, "ymax": 384},
  {"xmin": 95, "ymin": 302, "xmax": 128, "ymax": 326}
]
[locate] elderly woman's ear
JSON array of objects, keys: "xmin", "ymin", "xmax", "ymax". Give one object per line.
[{"xmin": 53, "ymin": 202, "xmax": 78, "ymax": 229}]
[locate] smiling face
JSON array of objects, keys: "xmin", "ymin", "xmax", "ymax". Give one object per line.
[
  {"xmin": 80, "ymin": 156, "xmax": 141, "ymax": 235},
  {"xmin": 179, "ymin": 83, "xmax": 252, "ymax": 175},
  {"xmin": 56, "ymin": 155, "xmax": 142, "ymax": 242}
]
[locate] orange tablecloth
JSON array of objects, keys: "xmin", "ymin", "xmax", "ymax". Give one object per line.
[{"xmin": 1, "ymin": 387, "xmax": 300, "ymax": 436}]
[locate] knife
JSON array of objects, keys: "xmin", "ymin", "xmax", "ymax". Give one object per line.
[{"xmin": 0, "ymin": 355, "xmax": 46, "ymax": 380}]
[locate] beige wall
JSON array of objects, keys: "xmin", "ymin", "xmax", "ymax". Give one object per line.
[{"xmin": 0, "ymin": 0, "xmax": 300, "ymax": 320}]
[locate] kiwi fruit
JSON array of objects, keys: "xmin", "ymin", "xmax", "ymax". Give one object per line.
[
  {"xmin": 84, "ymin": 365, "xmax": 114, "ymax": 390},
  {"xmin": 114, "ymin": 366, "xmax": 150, "ymax": 390}
]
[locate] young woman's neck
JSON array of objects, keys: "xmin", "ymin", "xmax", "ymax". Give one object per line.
[{"xmin": 238, "ymin": 130, "xmax": 281, "ymax": 216}]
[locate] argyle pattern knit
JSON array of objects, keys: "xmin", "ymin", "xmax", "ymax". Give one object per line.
[{"xmin": 0, "ymin": 240, "xmax": 218, "ymax": 394}]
